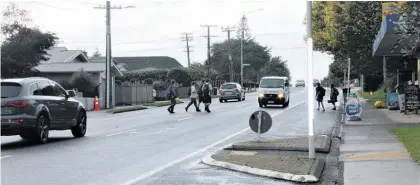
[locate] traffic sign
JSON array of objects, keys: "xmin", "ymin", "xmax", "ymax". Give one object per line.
[
  {"xmin": 249, "ymin": 110, "xmax": 272, "ymax": 141},
  {"xmin": 242, "ymin": 64, "xmax": 250, "ymax": 66}
]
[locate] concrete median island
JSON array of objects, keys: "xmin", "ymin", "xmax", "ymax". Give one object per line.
[{"xmin": 202, "ymin": 136, "xmax": 331, "ymax": 183}]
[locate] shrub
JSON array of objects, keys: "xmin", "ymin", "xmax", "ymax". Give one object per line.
[
  {"xmin": 144, "ymin": 78, "xmax": 154, "ymax": 85},
  {"xmin": 167, "ymin": 68, "xmax": 193, "ymax": 87},
  {"xmin": 70, "ymin": 69, "xmax": 95, "ymax": 93}
]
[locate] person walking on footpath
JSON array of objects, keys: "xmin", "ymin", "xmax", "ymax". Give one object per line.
[
  {"xmin": 315, "ymin": 82, "xmax": 326, "ymax": 111},
  {"xmin": 329, "ymin": 84, "xmax": 339, "ymax": 110},
  {"xmin": 197, "ymin": 79, "xmax": 205, "ymax": 110},
  {"xmin": 202, "ymin": 79, "xmax": 213, "ymax": 113},
  {"xmin": 166, "ymin": 79, "xmax": 178, "ymax": 114},
  {"xmin": 185, "ymin": 81, "xmax": 201, "ymax": 112}
]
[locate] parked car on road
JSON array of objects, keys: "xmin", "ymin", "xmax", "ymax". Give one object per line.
[
  {"xmin": 295, "ymin": 80, "xmax": 305, "ymax": 87},
  {"xmin": 1, "ymin": 77, "xmax": 87, "ymax": 144},
  {"xmin": 258, "ymin": 76, "xmax": 290, "ymax": 108},
  {"xmin": 218, "ymin": 82, "xmax": 245, "ymax": 102}
]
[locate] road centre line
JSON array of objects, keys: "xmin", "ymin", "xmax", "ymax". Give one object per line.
[
  {"xmin": 120, "ymin": 100, "xmax": 306, "ymax": 185},
  {"xmin": 178, "ymin": 117, "xmax": 192, "ymax": 121},
  {"xmin": 107, "ymin": 129, "xmax": 138, "ymax": 137}
]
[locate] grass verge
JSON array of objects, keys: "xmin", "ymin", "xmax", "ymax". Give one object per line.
[
  {"xmin": 392, "ymin": 126, "xmax": 420, "ymax": 164},
  {"xmin": 143, "ymin": 99, "xmax": 184, "ymax": 107},
  {"xmin": 109, "ymin": 105, "xmax": 148, "ymax": 114},
  {"xmin": 360, "ymin": 90, "xmax": 386, "ymax": 108}
]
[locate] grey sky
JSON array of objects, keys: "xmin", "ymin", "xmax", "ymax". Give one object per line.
[{"xmin": 4, "ymin": 0, "xmax": 333, "ymax": 82}]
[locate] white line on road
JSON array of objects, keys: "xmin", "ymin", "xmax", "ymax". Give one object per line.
[
  {"xmin": 1, "ymin": 155, "xmax": 12, "ymax": 159},
  {"xmin": 236, "ymin": 102, "xmax": 252, "ymax": 107},
  {"xmin": 120, "ymin": 100, "xmax": 307, "ymax": 185},
  {"xmin": 178, "ymin": 117, "xmax": 192, "ymax": 121},
  {"xmin": 107, "ymin": 129, "xmax": 138, "ymax": 137}
]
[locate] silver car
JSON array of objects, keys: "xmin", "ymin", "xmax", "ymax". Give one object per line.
[{"xmin": 218, "ymin": 82, "xmax": 246, "ymax": 103}]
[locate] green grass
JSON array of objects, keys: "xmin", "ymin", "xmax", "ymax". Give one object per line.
[
  {"xmin": 392, "ymin": 126, "xmax": 420, "ymax": 164},
  {"xmin": 110, "ymin": 105, "xmax": 148, "ymax": 114},
  {"xmin": 143, "ymin": 99, "xmax": 184, "ymax": 107},
  {"xmin": 360, "ymin": 90, "xmax": 387, "ymax": 108}
]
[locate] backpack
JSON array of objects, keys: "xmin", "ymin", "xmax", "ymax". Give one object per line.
[
  {"xmin": 203, "ymin": 84, "xmax": 210, "ymax": 95},
  {"xmin": 319, "ymin": 87, "xmax": 326, "ymax": 97},
  {"xmin": 166, "ymin": 86, "xmax": 173, "ymax": 99},
  {"xmin": 333, "ymin": 88, "xmax": 339, "ymax": 96}
]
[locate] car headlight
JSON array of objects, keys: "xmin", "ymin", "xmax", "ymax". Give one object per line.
[
  {"xmin": 259, "ymin": 93, "xmax": 264, "ymax": 98},
  {"xmin": 278, "ymin": 93, "xmax": 284, "ymax": 98}
]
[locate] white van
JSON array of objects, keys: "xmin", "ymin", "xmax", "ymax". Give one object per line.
[{"xmin": 257, "ymin": 76, "xmax": 290, "ymax": 108}]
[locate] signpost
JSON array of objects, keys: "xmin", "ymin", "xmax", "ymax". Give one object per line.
[
  {"xmin": 242, "ymin": 64, "xmax": 250, "ymax": 67},
  {"xmin": 249, "ymin": 110, "xmax": 272, "ymax": 142}
]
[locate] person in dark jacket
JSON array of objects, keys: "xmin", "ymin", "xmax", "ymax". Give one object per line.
[
  {"xmin": 315, "ymin": 83, "xmax": 325, "ymax": 111},
  {"xmin": 329, "ymin": 84, "xmax": 339, "ymax": 110},
  {"xmin": 197, "ymin": 79, "xmax": 205, "ymax": 109},
  {"xmin": 167, "ymin": 79, "xmax": 178, "ymax": 114},
  {"xmin": 202, "ymin": 79, "xmax": 213, "ymax": 113}
]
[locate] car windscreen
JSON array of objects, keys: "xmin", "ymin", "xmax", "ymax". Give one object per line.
[
  {"xmin": 221, "ymin": 84, "xmax": 237, "ymax": 89},
  {"xmin": 1, "ymin": 82, "xmax": 22, "ymax": 98},
  {"xmin": 259, "ymin": 79, "xmax": 285, "ymax": 88}
]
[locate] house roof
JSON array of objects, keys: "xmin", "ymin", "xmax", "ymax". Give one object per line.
[
  {"xmin": 35, "ymin": 47, "xmax": 123, "ymax": 76},
  {"xmin": 41, "ymin": 47, "xmax": 89, "ymax": 64},
  {"xmin": 112, "ymin": 56, "xmax": 183, "ymax": 71}
]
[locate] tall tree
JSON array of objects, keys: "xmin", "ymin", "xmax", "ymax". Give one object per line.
[
  {"xmin": 1, "ymin": 3, "xmax": 58, "ymax": 78},
  {"xmin": 92, "ymin": 48, "xmax": 102, "ymax": 57},
  {"xmin": 236, "ymin": 16, "xmax": 252, "ymax": 41},
  {"xmin": 262, "ymin": 56, "xmax": 291, "ymax": 80},
  {"xmin": 395, "ymin": 2, "xmax": 420, "ymax": 55}
]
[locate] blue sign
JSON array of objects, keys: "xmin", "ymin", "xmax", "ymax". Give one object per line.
[
  {"xmin": 386, "ymin": 93, "xmax": 399, "ymax": 110},
  {"xmin": 346, "ymin": 98, "xmax": 362, "ymax": 121}
]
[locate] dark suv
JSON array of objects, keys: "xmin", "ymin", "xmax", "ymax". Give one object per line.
[{"xmin": 1, "ymin": 77, "xmax": 87, "ymax": 143}]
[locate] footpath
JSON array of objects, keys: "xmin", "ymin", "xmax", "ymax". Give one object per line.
[
  {"xmin": 201, "ymin": 91, "xmax": 343, "ymax": 184},
  {"xmin": 340, "ymin": 90, "xmax": 420, "ymax": 185}
]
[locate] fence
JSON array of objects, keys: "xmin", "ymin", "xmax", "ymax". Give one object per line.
[
  {"xmin": 115, "ymin": 85, "xmax": 154, "ymax": 105},
  {"xmin": 73, "ymin": 97, "xmax": 96, "ymax": 110}
]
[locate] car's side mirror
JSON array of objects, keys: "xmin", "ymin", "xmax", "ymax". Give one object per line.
[{"xmin": 68, "ymin": 91, "xmax": 76, "ymax": 97}]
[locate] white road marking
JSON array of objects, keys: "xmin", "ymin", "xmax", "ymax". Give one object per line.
[
  {"xmin": 1, "ymin": 155, "xmax": 12, "ymax": 159},
  {"xmin": 106, "ymin": 129, "xmax": 138, "ymax": 137},
  {"xmin": 236, "ymin": 102, "xmax": 252, "ymax": 107},
  {"xmin": 120, "ymin": 100, "xmax": 306, "ymax": 185},
  {"xmin": 178, "ymin": 117, "xmax": 192, "ymax": 121}
]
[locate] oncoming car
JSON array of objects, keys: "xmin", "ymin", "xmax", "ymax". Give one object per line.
[
  {"xmin": 257, "ymin": 76, "xmax": 290, "ymax": 108},
  {"xmin": 1, "ymin": 77, "xmax": 87, "ymax": 144}
]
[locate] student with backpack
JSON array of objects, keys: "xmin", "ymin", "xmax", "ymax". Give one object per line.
[
  {"xmin": 185, "ymin": 81, "xmax": 201, "ymax": 112},
  {"xmin": 315, "ymin": 82, "xmax": 326, "ymax": 111},
  {"xmin": 328, "ymin": 84, "xmax": 339, "ymax": 110},
  {"xmin": 201, "ymin": 79, "xmax": 213, "ymax": 113},
  {"xmin": 197, "ymin": 79, "xmax": 205, "ymax": 109},
  {"xmin": 166, "ymin": 79, "xmax": 178, "ymax": 114}
]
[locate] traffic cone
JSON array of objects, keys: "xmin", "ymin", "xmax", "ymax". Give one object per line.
[{"xmin": 94, "ymin": 96, "xmax": 100, "ymax": 111}]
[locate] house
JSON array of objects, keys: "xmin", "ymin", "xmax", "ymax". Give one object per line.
[
  {"xmin": 34, "ymin": 47, "xmax": 124, "ymax": 107},
  {"xmin": 111, "ymin": 56, "xmax": 184, "ymax": 71}
]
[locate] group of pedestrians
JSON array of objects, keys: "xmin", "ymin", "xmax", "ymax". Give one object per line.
[
  {"xmin": 315, "ymin": 82, "xmax": 339, "ymax": 111},
  {"xmin": 166, "ymin": 79, "xmax": 213, "ymax": 114}
]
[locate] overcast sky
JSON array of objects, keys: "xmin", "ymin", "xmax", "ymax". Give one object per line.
[{"xmin": 3, "ymin": 0, "xmax": 333, "ymax": 82}]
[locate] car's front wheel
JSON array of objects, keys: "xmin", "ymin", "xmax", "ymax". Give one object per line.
[{"xmin": 71, "ymin": 111, "xmax": 87, "ymax": 138}]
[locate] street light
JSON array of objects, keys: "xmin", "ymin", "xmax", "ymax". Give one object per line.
[
  {"xmin": 306, "ymin": 1, "xmax": 315, "ymax": 159},
  {"xmin": 240, "ymin": 8, "xmax": 264, "ymax": 87}
]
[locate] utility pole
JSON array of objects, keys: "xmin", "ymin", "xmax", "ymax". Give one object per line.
[
  {"xmin": 94, "ymin": 1, "xmax": 135, "ymax": 109},
  {"xmin": 348, "ymin": 58, "xmax": 351, "ymax": 89},
  {"xmin": 200, "ymin": 24, "xmax": 217, "ymax": 78},
  {"xmin": 241, "ymin": 26, "xmax": 244, "ymax": 87},
  {"xmin": 222, "ymin": 26, "xmax": 235, "ymax": 82},
  {"xmin": 181, "ymin": 33, "xmax": 193, "ymax": 67},
  {"xmin": 306, "ymin": 1, "xmax": 315, "ymax": 159}
]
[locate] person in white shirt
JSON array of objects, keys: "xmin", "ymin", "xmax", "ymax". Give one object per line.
[
  {"xmin": 185, "ymin": 81, "xmax": 201, "ymax": 112},
  {"xmin": 202, "ymin": 79, "xmax": 213, "ymax": 113}
]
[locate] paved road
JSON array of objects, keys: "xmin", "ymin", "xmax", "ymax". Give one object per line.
[{"xmin": 1, "ymin": 88, "xmax": 338, "ymax": 185}]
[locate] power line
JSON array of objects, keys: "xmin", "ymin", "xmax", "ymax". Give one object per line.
[{"xmin": 181, "ymin": 33, "xmax": 193, "ymax": 67}]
